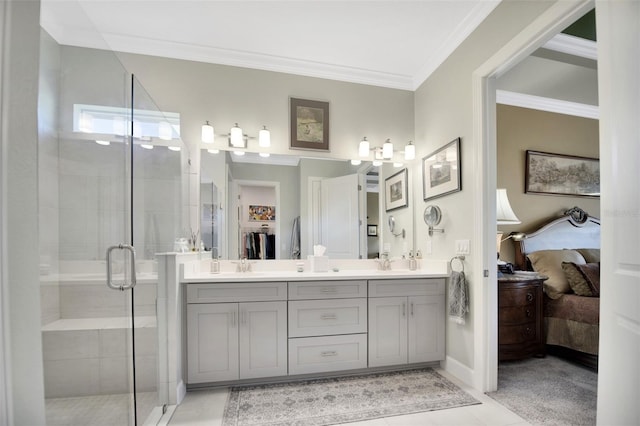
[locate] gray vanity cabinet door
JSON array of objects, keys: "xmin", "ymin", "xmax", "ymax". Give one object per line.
[{"xmin": 187, "ymin": 303, "xmax": 239, "ymax": 383}]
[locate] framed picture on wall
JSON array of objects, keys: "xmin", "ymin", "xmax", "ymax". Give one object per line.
[
  {"xmin": 367, "ymin": 225, "xmax": 378, "ymax": 236},
  {"xmin": 248, "ymin": 205, "xmax": 276, "ymax": 221},
  {"xmin": 385, "ymin": 168, "xmax": 408, "ymax": 212},
  {"xmin": 290, "ymin": 97, "xmax": 330, "ymax": 151},
  {"xmin": 525, "ymin": 150, "xmax": 600, "ymax": 197},
  {"xmin": 422, "ymin": 137, "xmax": 461, "ymax": 201}
]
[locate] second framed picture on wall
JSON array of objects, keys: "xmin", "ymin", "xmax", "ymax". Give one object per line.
[
  {"xmin": 423, "ymin": 137, "xmax": 461, "ymax": 201},
  {"xmin": 290, "ymin": 97, "xmax": 330, "ymax": 151},
  {"xmin": 385, "ymin": 168, "xmax": 408, "ymax": 212},
  {"xmin": 525, "ymin": 150, "xmax": 600, "ymax": 197}
]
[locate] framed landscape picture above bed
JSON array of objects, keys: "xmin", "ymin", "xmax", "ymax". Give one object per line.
[{"xmin": 525, "ymin": 150, "xmax": 600, "ymax": 198}]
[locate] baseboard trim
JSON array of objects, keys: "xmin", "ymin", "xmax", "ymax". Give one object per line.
[{"xmin": 442, "ymin": 356, "xmax": 475, "ymax": 389}]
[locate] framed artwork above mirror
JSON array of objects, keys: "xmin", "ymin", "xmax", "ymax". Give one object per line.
[{"xmin": 290, "ymin": 97, "xmax": 330, "ymax": 151}]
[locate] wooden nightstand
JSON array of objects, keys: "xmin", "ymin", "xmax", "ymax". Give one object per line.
[{"xmin": 498, "ymin": 273, "xmax": 547, "ymax": 361}]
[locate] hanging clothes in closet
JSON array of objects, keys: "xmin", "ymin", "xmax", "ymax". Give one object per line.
[{"xmin": 241, "ymin": 226, "xmax": 275, "ymax": 259}]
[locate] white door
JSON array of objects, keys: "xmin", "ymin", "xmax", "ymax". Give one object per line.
[
  {"xmin": 368, "ymin": 297, "xmax": 407, "ymax": 367},
  {"xmin": 321, "ymin": 174, "xmax": 361, "ymax": 259},
  {"xmin": 596, "ymin": 3, "xmax": 640, "ymax": 424},
  {"xmin": 239, "ymin": 301, "xmax": 288, "ymax": 379},
  {"xmin": 408, "ymin": 295, "xmax": 445, "ymax": 363},
  {"xmin": 187, "ymin": 303, "xmax": 239, "ymax": 383}
]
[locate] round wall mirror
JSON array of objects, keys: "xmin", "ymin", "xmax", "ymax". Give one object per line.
[
  {"xmin": 423, "ymin": 205, "xmax": 442, "ymax": 227},
  {"xmin": 388, "ymin": 215, "xmax": 397, "ymax": 233}
]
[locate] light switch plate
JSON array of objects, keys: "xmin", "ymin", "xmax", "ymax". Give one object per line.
[{"xmin": 455, "ymin": 239, "xmax": 470, "ymax": 255}]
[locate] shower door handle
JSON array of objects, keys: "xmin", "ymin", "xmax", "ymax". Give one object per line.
[{"xmin": 106, "ymin": 244, "xmax": 137, "ymax": 291}]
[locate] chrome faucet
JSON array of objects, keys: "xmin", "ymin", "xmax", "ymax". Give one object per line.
[{"xmin": 234, "ymin": 257, "xmax": 252, "ymax": 273}]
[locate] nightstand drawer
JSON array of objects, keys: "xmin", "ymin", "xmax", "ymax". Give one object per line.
[
  {"xmin": 498, "ymin": 287, "xmax": 538, "ymax": 307},
  {"xmin": 499, "ymin": 306, "xmax": 536, "ymax": 323},
  {"xmin": 499, "ymin": 323, "xmax": 539, "ymax": 345}
]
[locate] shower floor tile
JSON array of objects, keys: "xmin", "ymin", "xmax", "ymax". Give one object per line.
[{"xmin": 45, "ymin": 392, "xmax": 157, "ymax": 426}]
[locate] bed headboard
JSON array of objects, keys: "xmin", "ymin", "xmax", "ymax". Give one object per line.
[{"xmin": 514, "ymin": 207, "xmax": 600, "ymax": 270}]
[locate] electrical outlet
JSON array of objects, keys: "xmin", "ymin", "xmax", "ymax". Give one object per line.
[{"xmin": 455, "ymin": 239, "xmax": 470, "ymax": 255}]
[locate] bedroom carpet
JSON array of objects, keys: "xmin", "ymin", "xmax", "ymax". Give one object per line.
[
  {"xmin": 487, "ymin": 355, "xmax": 597, "ymax": 425},
  {"xmin": 221, "ymin": 368, "xmax": 480, "ymax": 426}
]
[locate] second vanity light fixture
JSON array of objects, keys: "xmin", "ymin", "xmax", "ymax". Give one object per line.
[
  {"xmin": 201, "ymin": 121, "xmax": 271, "ymax": 156},
  {"xmin": 358, "ymin": 137, "xmax": 416, "ymax": 164}
]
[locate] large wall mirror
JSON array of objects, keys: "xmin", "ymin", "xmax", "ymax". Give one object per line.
[{"xmin": 201, "ymin": 149, "xmax": 415, "ymax": 260}]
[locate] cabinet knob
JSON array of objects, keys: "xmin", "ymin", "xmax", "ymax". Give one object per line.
[
  {"xmin": 526, "ymin": 292, "xmax": 534, "ymax": 302},
  {"xmin": 526, "ymin": 309, "xmax": 532, "ymax": 318}
]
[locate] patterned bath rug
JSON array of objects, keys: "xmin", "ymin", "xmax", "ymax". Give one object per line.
[{"xmin": 222, "ymin": 368, "xmax": 480, "ymax": 426}]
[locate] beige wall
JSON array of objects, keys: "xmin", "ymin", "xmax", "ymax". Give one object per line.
[
  {"xmin": 413, "ymin": 0, "xmax": 557, "ymax": 370},
  {"xmin": 497, "ymin": 104, "xmax": 600, "ymax": 263}
]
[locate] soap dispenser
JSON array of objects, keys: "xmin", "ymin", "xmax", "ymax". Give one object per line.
[
  {"xmin": 408, "ymin": 250, "xmax": 417, "ymax": 271},
  {"xmin": 210, "ymin": 256, "xmax": 220, "ymax": 274}
]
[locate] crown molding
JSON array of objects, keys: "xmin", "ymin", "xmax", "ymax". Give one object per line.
[
  {"xmin": 496, "ymin": 90, "xmax": 599, "ymax": 119},
  {"xmin": 412, "ymin": 1, "xmax": 501, "ymax": 90},
  {"xmin": 543, "ymin": 33, "xmax": 597, "ymax": 60}
]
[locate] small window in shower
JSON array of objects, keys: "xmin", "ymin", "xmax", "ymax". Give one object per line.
[{"xmin": 73, "ymin": 103, "xmax": 181, "ymax": 147}]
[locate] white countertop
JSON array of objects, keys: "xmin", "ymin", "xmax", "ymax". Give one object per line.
[{"xmin": 180, "ymin": 258, "xmax": 449, "ymax": 283}]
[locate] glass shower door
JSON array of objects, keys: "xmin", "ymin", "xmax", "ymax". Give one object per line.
[{"xmin": 39, "ymin": 33, "xmax": 177, "ymax": 424}]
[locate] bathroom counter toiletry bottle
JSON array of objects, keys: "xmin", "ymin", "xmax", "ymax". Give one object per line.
[{"xmin": 211, "ymin": 257, "xmax": 220, "ymax": 274}]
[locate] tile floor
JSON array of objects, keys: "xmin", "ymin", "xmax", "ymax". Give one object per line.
[{"xmin": 168, "ymin": 369, "xmax": 531, "ymax": 426}]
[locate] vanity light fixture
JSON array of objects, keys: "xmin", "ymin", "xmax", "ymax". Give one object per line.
[
  {"xmin": 201, "ymin": 121, "xmax": 214, "ymax": 144},
  {"xmin": 358, "ymin": 137, "xmax": 417, "ymax": 162}
]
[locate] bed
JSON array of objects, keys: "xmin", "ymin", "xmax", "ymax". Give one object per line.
[{"xmin": 513, "ymin": 207, "xmax": 600, "ymax": 369}]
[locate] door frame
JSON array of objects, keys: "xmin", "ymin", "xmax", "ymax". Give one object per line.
[
  {"xmin": 472, "ymin": 0, "xmax": 594, "ymax": 392},
  {"xmin": 231, "ymin": 179, "xmax": 281, "ymax": 259}
]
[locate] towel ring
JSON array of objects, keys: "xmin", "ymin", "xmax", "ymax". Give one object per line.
[{"xmin": 450, "ymin": 255, "xmax": 465, "ymax": 273}]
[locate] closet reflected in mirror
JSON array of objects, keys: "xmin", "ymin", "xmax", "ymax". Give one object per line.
[{"xmin": 200, "ymin": 150, "xmax": 385, "ymax": 260}]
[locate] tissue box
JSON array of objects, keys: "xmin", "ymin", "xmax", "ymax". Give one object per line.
[{"xmin": 308, "ymin": 255, "xmax": 329, "ymax": 272}]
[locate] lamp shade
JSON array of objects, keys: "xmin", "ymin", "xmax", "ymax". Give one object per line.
[
  {"xmin": 382, "ymin": 139, "xmax": 393, "ymax": 159},
  {"xmin": 404, "ymin": 141, "xmax": 415, "ymax": 161},
  {"xmin": 201, "ymin": 121, "xmax": 214, "ymax": 143},
  {"xmin": 496, "ymin": 188, "xmax": 521, "ymax": 225},
  {"xmin": 359, "ymin": 137, "xmax": 370, "ymax": 157},
  {"xmin": 230, "ymin": 123, "xmax": 244, "ymax": 147},
  {"xmin": 258, "ymin": 125, "xmax": 271, "ymax": 147}
]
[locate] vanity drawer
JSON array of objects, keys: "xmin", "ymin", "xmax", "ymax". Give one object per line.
[
  {"xmin": 288, "ymin": 280, "xmax": 367, "ymax": 300},
  {"xmin": 369, "ymin": 278, "xmax": 445, "ymax": 297},
  {"xmin": 186, "ymin": 282, "xmax": 287, "ymax": 303},
  {"xmin": 288, "ymin": 334, "xmax": 368, "ymax": 375},
  {"xmin": 289, "ymin": 298, "xmax": 367, "ymax": 337}
]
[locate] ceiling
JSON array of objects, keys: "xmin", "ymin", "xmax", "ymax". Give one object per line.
[{"xmin": 40, "ymin": 0, "xmax": 500, "ymax": 91}]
